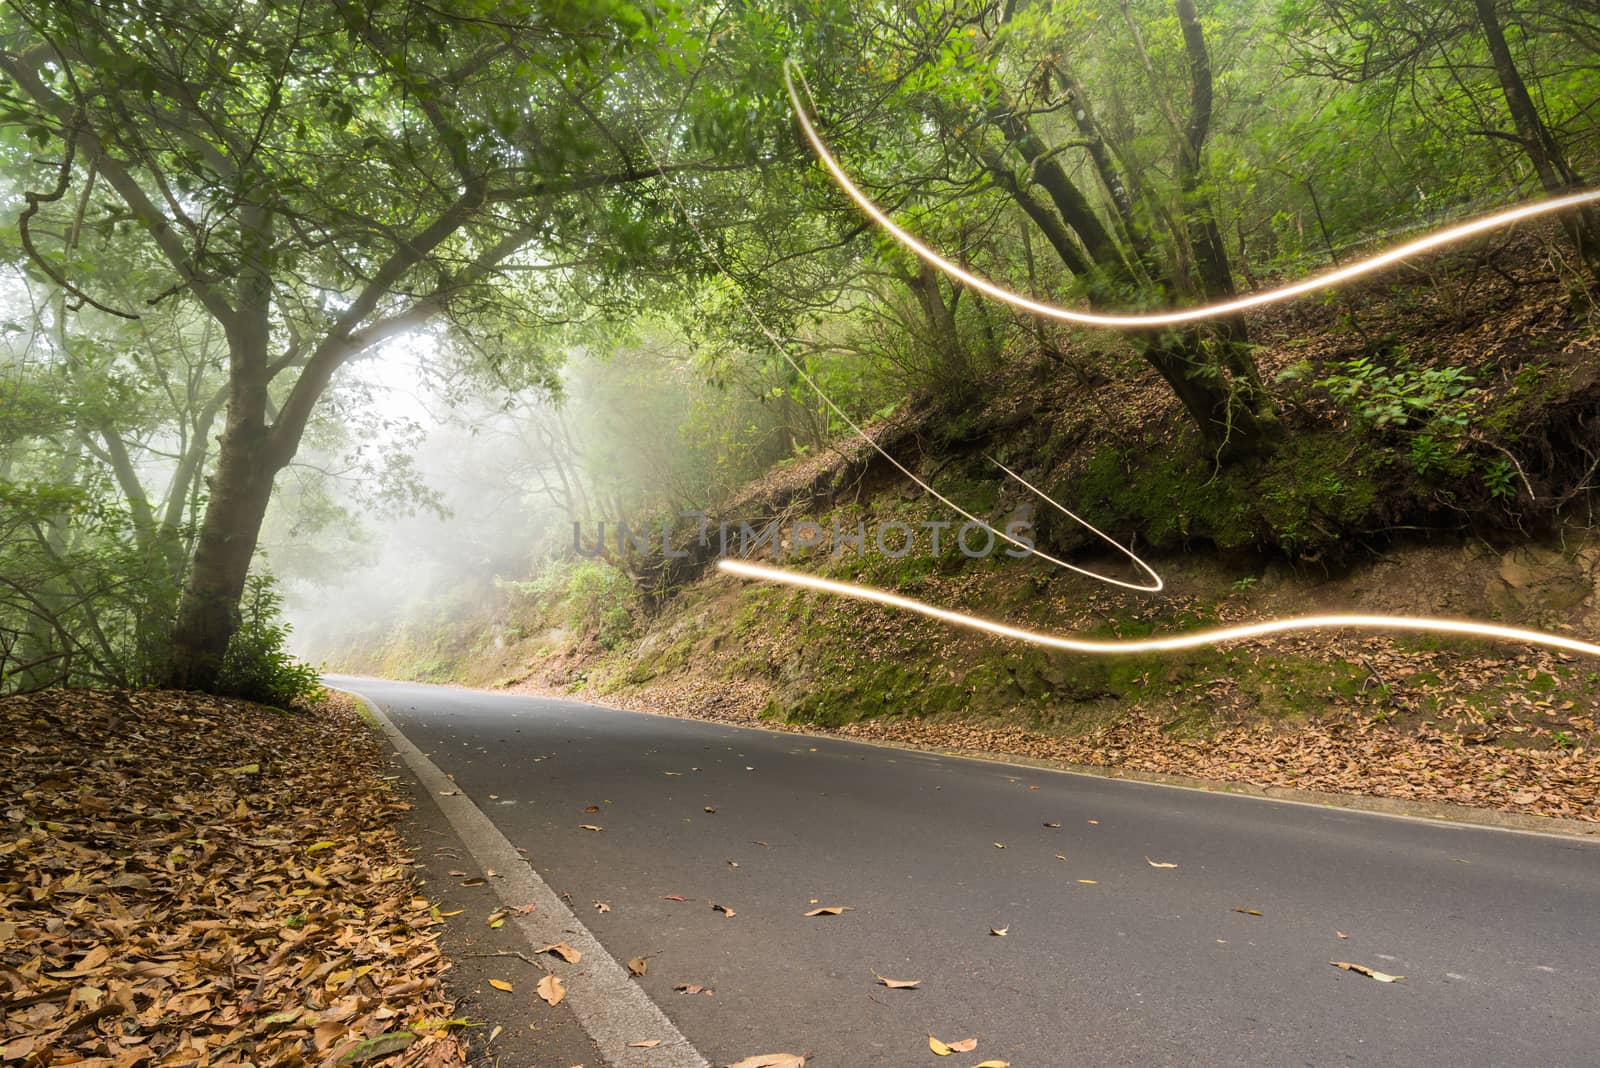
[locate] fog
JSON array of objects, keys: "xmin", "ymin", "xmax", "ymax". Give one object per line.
[{"xmin": 274, "ymin": 323, "xmax": 807, "ymax": 661}]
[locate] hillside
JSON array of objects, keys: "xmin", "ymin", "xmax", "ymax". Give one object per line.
[{"xmin": 325, "ymin": 247, "xmax": 1600, "ymax": 823}]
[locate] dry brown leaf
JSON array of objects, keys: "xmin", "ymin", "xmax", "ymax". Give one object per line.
[
  {"xmin": 537, "ymin": 974, "xmax": 567, "ymax": 1005},
  {"xmin": 539, "ymin": 941, "xmax": 582, "ymax": 965},
  {"xmin": 585, "ymin": 805, "xmax": 600, "ymax": 813},
  {"xmin": 989, "ymin": 925, "xmax": 1008, "ymax": 936},
  {"xmin": 663, "ymin": 894, "xmax": 688, "ymax": 902},
  {"xmin": 947, "ymin": 1038, "xmax": 977, "ymax": 1053},
  {"xmin": 725, "ymin": 1055, "xmax": 807, "ymax": 1068},
  {"xmin": 629, "ymin": 1039, "xmax": 663, "ymax": 1048},
  {"xmin": 1145, "ymin": 857, "xmax": 1178, "ymax": 869},
  {"xmin": 712, "ymin": 902, "xmax": 737, "ymax": 918},
  {"xmin": 993, "ymin": 842, "xmax": 1006, "ymax": 849},
  {"xmin": 1336, "ymin": 931, "xmax": 1349, "ymax": 940},
  {"xmin": 973, "ymin": 1061, "xmax": 1011, "ymax": 1067},
  {"xmin": 803, "ymin": 906, "xmax": 854, "ymax": 917},
  {"xmin": 674, "ymin": 983, "xmax": 713, "ymax": 996},
  {"xmin": 873, "ymin": 973, "xmax": 922, "ymax": 989},
  {"xmin": 1235, "ymin": 907, "xmax": 1262, "ymax": 916},
  {"xmin": 627, "ymin": 957, "xmax": 649, "ymax": 977},
  {"xmin": 579, "ymin": 824, "xmax": 604, "ymax": 832},
  {"xmin": 1043, "ymin": 822, "xmax": 1061, "ymax": 828},
  {"xmin": 1330, "ymin": 961, "xmax": 1405, "ymax": 982}
]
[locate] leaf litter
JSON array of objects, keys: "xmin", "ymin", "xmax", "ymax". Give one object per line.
[{"xmin": 0, "ymin": 688, "xmax": 468, "ymax": 1066}]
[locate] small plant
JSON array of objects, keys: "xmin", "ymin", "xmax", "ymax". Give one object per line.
[
  {"xmin": 1315, "ymin": 355, "xmax": 1480, "ymax": 430},
  {"xmin": 216, "ymin": 572, "xmax": 325, "ymax": 708},
  {"xmin": 1230, "ymin": 576, "xmax": 1258, "ymax": 592},
  {"xmin": 1408, "ymin": 434, "xmax": 1448, "ymax": 476},
  {"xmin": 1482, "ymin": 457, "xmax": 1518, "ymax": 500},
  {"xmin": 1551, "ymin": 730, "xmax": 1576, "ymax": 751}
]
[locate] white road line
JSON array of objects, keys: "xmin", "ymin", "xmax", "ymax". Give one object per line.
[{"xmin": 337, "ymin": 686, "xmax": 710, "ymax": 1068}]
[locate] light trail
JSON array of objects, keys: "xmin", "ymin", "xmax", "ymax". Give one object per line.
[
  {"xmin": 783, "ymin": 60, "xmax": 1600, "ymax": 329},
  {"xmin": 720, "ymin": 558, "xmax": 1600, "ymax": 659}
]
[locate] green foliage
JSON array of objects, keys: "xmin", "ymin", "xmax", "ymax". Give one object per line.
[
  {"xmin": 216, "ymin": 574, "xmax": 324, "ymax": 709},
  {"xmin": 1311, "ymin": 357, "xmax": 1481, "ymax": 431}
]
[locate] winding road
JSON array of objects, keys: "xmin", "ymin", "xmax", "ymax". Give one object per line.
[{"xmin": 335, "ymin": 675, "xmax": 1600, "ymax": 1067}]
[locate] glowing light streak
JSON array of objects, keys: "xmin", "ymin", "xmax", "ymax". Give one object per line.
[
  {"xmin": 783, "ymin": 61, "xmax": 1600, "ymax": 329},
  {"xmin": 720, "ymin": 559, "xmax": 1600, "ymax": 659}
]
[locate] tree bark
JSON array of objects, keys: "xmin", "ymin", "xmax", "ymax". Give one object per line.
[{"xmin": 163, "ymin": 415, "xmax": 279, "ymax": 690}]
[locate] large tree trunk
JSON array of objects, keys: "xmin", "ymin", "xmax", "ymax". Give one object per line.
[
  {"xmin": 163, "ymin": 408, "xmax": 279, "ymax": 691},
  {"xmin": 1473, "ymin": 0, "xmax": 1600, "ymax": 278}
]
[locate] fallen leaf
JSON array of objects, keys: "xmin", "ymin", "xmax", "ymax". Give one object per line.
[
  {"xmin": 537, "ymin": 974, "xmax": 567, "ymax": 1005},
  {"xmin": 929, "ymin": 1035, "xmax": 953, "ymax": 1057},
  {"xmin": 1234, "ymin": 908, "xmax": 1262, "ymax": 916},
  {"xmin": 1145, "ymin": 857, "xmax": 1178, "ymax": 869},
  {"xmin": 539, "ymin": 941, "xmax": 582, "ymax": 965},
  {"xmin": 990, "ymin": 925, "xmax": 1008, "ymax": 936},
  {"xmin": 712, "ymin": 902, "xmax": 736, "ymax": 918},
  {"xmin": 726, "ymin": 1055, "xmax": 807, "ymax": 1068},
  {"xmin": 334, "ymin": 1031, "xmax": 416, "ymax": 1064},
  {"xmin": 489, "ymin": 1026, "xmax": 502, "ymax": 1043},
  {"xmin": 873, "ymin": 973, "xmax": 921, "ymax": 989},
  {"xmin": 1336, "ymin": 931, "xmax": 1349, "ymax": 940},
  {"xmin": 1054, "ymin": 854, "xmax": 1068, "ymax": 861},
  {"xmin": 973, "ymin": 1061, "xmax": 1011, "ymax": 1067},
  {"xmin": 579, "ymin": 824, "xmax": 604, "ymax": 832},
  {"xmin": 461, "ymin": 877, "xmax": 486, "ymax": 887},
  {"xmin": 627, "ymin": 957, "xmax": 649, "ymax": 977},
  {"xmin": 1330, "ymin": 961, "xmax": 1404, "ymax": 982},
  {"xmin": 674, "ymin": 983, "xmax": 713, "ymax": 996},
  {"xmin": 1043, "ymin": 822, "xmax": 1061, "ymax": 828},
  {"xmin": 947, "ymin": 1038, "xmax": 977, "ymax": 1053},
  {"xmin": 993, "ymin": 842, "xmax": 1006, "ymax": 849},
  {"xmin": 1077, "ymin": 879, "xmax": 1098, "ymax": 885},
  {"xmin": 594, "ymin": 901, "xmax": 612, "ymax": 913},
  {"xmin": 488, "ymin": 979, "xmax": 513, "ymax": 992},
  {"xmin": 485, "ymin": 909, "xmax": 507, "ymax": 927},
  {"xmin": 585, "ymin": 805, "xmax": 600, "ymax": 813},
  {"xmin": 1087, "ymin": 819, "xmax": 1099, "ymax": 825},
  {"xmin": 663, "ymin": 894, "xmax": 688, "ymax": 902},
  {"xmin": 753, "ymin": 840, "xmax": 770, "ymax": 847},
  {"xmin": 705, "ymin": 806, "xmax": 717, "ymax": 813},
  {"xmin": 629, "ymin": 1040, "xmax": 662, "ymax": 1048}
]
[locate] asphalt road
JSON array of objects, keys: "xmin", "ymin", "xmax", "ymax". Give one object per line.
[{"xmin": 336, "ymin": 675, "xmax": 1600, "ymax": 1067}]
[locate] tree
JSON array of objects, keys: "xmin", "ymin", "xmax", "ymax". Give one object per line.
[
  {"xmin": 0, "ymin": 0, "xmax": 726, "ymax": 689},
  {"xmin": 786, "ymin": 0, "xmax": 1279, "ymax": 455},
  {"xmin": 1286, "ymin": 0, "xmax": 1600, "ymax": 279}
]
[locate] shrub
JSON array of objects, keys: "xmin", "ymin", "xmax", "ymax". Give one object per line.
[{"xmin": 216, "ymin": 573, "xmax": 324, "ymax": 708}]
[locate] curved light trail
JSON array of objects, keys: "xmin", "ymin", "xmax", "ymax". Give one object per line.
[
  {"xmin": 783, "ymin": 60, "xmax": 1600, "ymax": 329},
  {"xmin": 720, "ymin": 559, "xmax": 1600, "ymax": 659}
]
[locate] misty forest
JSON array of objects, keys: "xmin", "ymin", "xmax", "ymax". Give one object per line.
[{"xmin": 3, "ymin": 1, "xmax": 1600, "ymax": 1066}]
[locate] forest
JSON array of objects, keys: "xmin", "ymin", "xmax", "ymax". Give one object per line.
[
  {"xmin": 4, "ymin": 0, "xmax": 1599, "ymax": 707},
  {"xmin": 6, "ymin": 3, "xmax": 1600, "ymax": 1067}
]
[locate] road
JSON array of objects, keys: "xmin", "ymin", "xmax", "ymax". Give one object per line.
[{"xmin": 337, "ymin": 675, "xmax": 1600, "ymax": 1067}]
